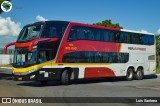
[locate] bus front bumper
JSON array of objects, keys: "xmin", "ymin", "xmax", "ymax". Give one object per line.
[{"xmin": 13, "ymin": 68, "xmax": 62, "ymax": 81}]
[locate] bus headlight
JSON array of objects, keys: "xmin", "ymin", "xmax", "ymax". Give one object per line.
[{"xmin": 33, "ymin": 45, "xmax": 37, "ymax": 49}]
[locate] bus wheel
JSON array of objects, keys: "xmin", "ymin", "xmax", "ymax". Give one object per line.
[
  {"xmin": 126, "ymin": 68, "xmax": 134, "ymax": 81},
  {"xmin": 40, "ymin": 81, "xmax": 47, "ymax": 86},
  {"xmin": 134, "ymin": 68, "xmax": 143, "ymax": 80},
  {"xmin": 61, "ymin": 70, "xmax": 70, "ymax": 85}
]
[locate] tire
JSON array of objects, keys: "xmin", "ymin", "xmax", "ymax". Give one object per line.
[
  {"xmin": 40, "ymin": 81, "xmax": 47, "ymax": 86},
  {"xmin": 134, "ymin": 68, "xmax": 143, "ymax": 80},
  {"xmin": 61, "ymin": 70, "xmax": 70, "ymax": 85},
  {"xmin": 126, "ymin": 68, "xmax": 134, "ymax": 81}
]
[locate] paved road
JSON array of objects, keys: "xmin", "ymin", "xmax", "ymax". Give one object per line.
[{"xmin": 0, "ymin": 68, "xmax": 160, "ymax": 106}]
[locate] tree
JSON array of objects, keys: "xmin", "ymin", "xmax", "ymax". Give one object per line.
[
  {"xmin": 156, "ymin": 35, "xmax": 160, "ymax": 67},
  {"xmin": 93, "ymin": 19, "xmax": 123, "ymax": 29}
]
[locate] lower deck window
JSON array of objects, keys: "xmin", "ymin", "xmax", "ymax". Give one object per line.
[{"xmin": 62, "ymin": 51, "xmax": 129, "ymax": 63}]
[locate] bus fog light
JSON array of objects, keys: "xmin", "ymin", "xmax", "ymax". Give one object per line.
[
  {"xmin": 39, "ymin": 71, "xmax": 45, "ymax": 74},
  {"xmin": 30, "ymin": 75, "xmax": 35, "ymax": 79}
]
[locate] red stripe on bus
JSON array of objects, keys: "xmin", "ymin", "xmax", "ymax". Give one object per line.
[
  {"xmin": 84, "ymin": 67, "xmax": 115, "ymax": 78},
  {"xmin": 65, "ymin": 41, "xmax": 121, "ymax": 53},
  {"xmin": 57, "ymin": 23, "xmax": 121, "ymax": 63},
  {"xmin": 70, "ymin": 22, "xmax": 120, "ymax": 31},
  {"xmin": 15, "ymin": 38, "xmax": 58, "ymax": 51}
]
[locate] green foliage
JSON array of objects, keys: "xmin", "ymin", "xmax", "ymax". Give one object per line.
[
  {"xmin": 156, "ymin": 35, "xmax": 160, "ymax": 67},
  {"xmin": 2, "ymin": 2, "xmax": 11, "ymax": 6},
  {"xmin": 156, "ymin": 68, "xmax": 160, "ymax": 74},
  {"xmin": 94, "ymin": 19, "xmax": 123, "ymax": 29}
]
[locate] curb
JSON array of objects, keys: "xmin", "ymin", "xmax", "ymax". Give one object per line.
[
  {"xmin": 156, "ymin": 74, "xmax": 160, "ymax": 76},
  {"xmin": 0, "ymin": 67, "xmax": 12, "ymax": 69}
]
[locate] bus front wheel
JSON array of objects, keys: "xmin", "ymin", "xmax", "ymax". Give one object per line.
[
  {"xmin": 61, "ymin": 70, "xmax": 70, "ymax": 85},
  {"xmin": 134, "ymin": 68, "xmax": 143, "ymax": 80},
  {"xmin": 126, "ymin": 68, "xmax": 134, "ymax": 81}
]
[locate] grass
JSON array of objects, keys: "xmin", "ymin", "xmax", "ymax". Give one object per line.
[
  {"xmin": 0, "ymin": 64, "xmax": 12, "ymax": 68},
  {"xmin": 156, "ymin": 68, "xmax": 160, "ymax": 74}
]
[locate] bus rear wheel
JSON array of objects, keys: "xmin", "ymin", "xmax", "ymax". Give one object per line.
[
  {"xmin": 61, "ymin": 70, "xmax": 70, "ymax": 85},
  {"xmin": 126, "ymin": 68, "xmax": 134, "ymax": 81},
  {"xmin": 134, "ymin": 68, "xmax": 143, "ymax": 80}
]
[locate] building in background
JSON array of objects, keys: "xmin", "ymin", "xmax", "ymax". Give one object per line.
[{"xmin": 0, "ymin": 48, "xmax": 14, "ymax": 65}]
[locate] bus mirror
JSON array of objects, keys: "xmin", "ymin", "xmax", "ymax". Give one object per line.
[{"xmin": 4, "ymin": 42, "xmax": 16, "ymax": 54}]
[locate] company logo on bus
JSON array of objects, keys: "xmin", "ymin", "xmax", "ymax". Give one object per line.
[
  {"xmin": 128, "ymin": 47, "xmax": 146, "ymax": 51},
  {"xmin": 1, "ymin": 1, "xmax": 12, "ymax": 12},
  {"xmin": 65, "ymin": 43, "xmax": 77, "ymax": 50}
]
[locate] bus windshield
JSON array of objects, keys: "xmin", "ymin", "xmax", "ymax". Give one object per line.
[
  {"xmin": 17, "ymin": 23, "xmax": 44, "ymax": 42},
  {"xmin": 13, "ymin": 48, "xmax": 37, "ymax": 67},
  {"xmin": 17, "ymin": 21, "xmax": 69, "ymax": 42}
]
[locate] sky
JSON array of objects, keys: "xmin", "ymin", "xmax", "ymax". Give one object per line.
[{"xmin": 0, "ymin": 0, "xmax": 160, "ymax": 48}]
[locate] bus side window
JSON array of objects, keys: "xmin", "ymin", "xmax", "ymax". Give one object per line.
[
  {"xmin": 39, "ymin": 51, "xmax": 47, "ymax": 63},
  {"xmin": 103, "ymin": 53, "xmax": 109, "ymax": 63},
  {"xmin": 125, "ymin": 32, "xmax": 132, "ymax": 43},
  {"xmin": 87, "ymin": 28, "xmax": 94, "ymax": 40},
  {"xmin": 103, "ymin": 30, "xmax": 109, "ymax": 42},
  {"xmin": 49, "ymin": 27, "xmax": 57, "ymax": 38},
  {"xmin": 114, "ymin": 31, "xmax": 120, "ymax": 42},
  {"xmin": 77, "ymin": 27, "xmax": 87, "ymax": 40},
  {"xmin": 149, "ymin": 35, "xmax": 154, "ymax": 45},
  {"xmin": 88, "ymin": 52, "xmax": 95, "ymax": 63},
  {"xmin": 95, "ymin": 52, "xmax": 102, "ymax": 62},
  {"xmin": 132, "ymin": 33, "xmax": 141, "ymax": 44},
  {"xmin": 120, "ymin": 32, "xmax": 125, "ymax": 43},
  {"xmin": 94, "ymin": 29, "xmax": 101, "ymax": 41},
  {"xmin": 68, "ymin": 27, "xmax": 77, "ymax": 41},
  {"xmin": 142, "ymin": 35, "xmax": 149, "ymax": 45},
  {"xmin": 108, "ymin": 31, "xmax": 114, "ymax": 42}
]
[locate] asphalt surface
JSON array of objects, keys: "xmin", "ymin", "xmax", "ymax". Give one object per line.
[{"xmin": 0, "ymin": 68, "xmax": 160, "ymax": 106}]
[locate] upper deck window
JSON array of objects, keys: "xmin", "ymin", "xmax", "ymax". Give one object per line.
[
  {"xmin": 17, "ymin": 24, "xmax": 44, "ymax": 42},
  {"xmin": 67, "ymin": 26, "xmax": 154, "ymax": 45},
  {"xmin": 41, "ymin": 23, "xmax": 68, "ymax": 39},
  {"xmin": 17, "ymin": 21, "xmax": 69, "ymax": 42}
]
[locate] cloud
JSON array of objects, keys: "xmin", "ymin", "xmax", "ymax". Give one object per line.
[
  {"xmin": 0, "ymin": 16, "xmax": 21, "ymax": 36},
  {"xmin": 156, "ymin": 28, "xmax": 160, "ymax": 35},
  {"xmin": 36, "ymin": 15, "xmax": 48, "ymax": 21},
  {"xmin": 0, "ymin": 36, "xmax": 17, "ymax": 48}
]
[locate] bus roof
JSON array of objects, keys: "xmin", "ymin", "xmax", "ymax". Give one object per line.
[
  {"xmin": 28, "ymin": 20, "xmax": 70, "ymax": 26},
  {"xmin": 121, "ymin": 29, "xmax": 154, "ymax": 35},
  {"xmin": 29, "ymin": 20, "xmax": 154, "ymax": 35}
]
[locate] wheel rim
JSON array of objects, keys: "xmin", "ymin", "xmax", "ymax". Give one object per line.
[
  {"xmin": 128, "ymin": 70, "xmax": 133, "ymax": 79},
  {"xmin": 137, "ymin": 71, "xmax": 142, "ymax": 77}
]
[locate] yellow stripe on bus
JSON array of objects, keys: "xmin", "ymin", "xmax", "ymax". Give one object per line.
[{"xmin": 13, "ymin": 60, "xmax": 112, "ymax": 73}]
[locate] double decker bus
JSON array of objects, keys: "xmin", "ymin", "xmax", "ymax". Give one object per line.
[{"xmin": 4, "ymin": 21, "xmax": 156, "ymax": 85}]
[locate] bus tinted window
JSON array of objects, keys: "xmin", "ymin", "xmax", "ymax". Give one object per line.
[
  {"xmin": 142, "ymin": 35, "xmax": 154, "ymax": 45},
  {"xmin": 108, "ymin": 31, "xmax": 114, "ymax": 42},
  {"xmin": 102, "ymin": 30, "xmax": 109, "ymax": 42},
  {"xmin": 62, "ymin": 51, "xmax": 129, "ymax": 63},
  {"xmin": 125, "ymin": 32, "xmax": 132, "ymax": 43},
  {"xmin": 94, "ymin": 29, "xmax": 101, "ymax": 41},
  {"xmin": 77, "ymin": 27, "xmax": 88, "ymax": 40},
  {"xmin": 148, "ymin": 35, "xmax": 154, "ymax": 45},
  {"xmin": 42, "ymin": 23, "xmax": 67, "ymax": 39},
  {"xmin": 68, "ymin": 26, "xmax": 89, "ymax": 41},
  {"xmin": 68, "ymin": 27, "xmax": 78, "ymax": 41},
  {"xmin": 87, "ymin": 28, "xmax": 95, "ymax": 40},
  {"xmin": 67, "ymin": 26, "xmax": 154, "ymax": 45}
]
